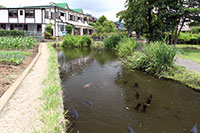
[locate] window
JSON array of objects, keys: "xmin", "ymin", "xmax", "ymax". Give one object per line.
[
  {"xmin": 20, "ymin": 10, "xmax": 23, "ymax": 15},
  {"xmin": 58, "ymin": 25, "xmax": 64, "ymax": 32},
  {"xmin": 37, "ymin": 24, "xmax": 42, "ymax": 31},
  {"xmin": 60, "ymin": 12, "xmax": 64, "ymax": 17},
  {"xmin": 9, "ymin": 10, "xmax": 18, "ymax": 18},
  {"xmin": 25, "ymin": 10, "xmax": 34, "ymax": 18},
  {"xmin": 45, "ymin": 11, "xmax": 49, "ymax": 18},
  {"xmin": 69, "ymin": 15, "xmax": 75, "ymax": 21},
  {"xmin": 0, "ymin": 24, "xmax": 6, "ymax": 29}
]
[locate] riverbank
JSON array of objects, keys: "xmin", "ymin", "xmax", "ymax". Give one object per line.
[{"xmin": 35, "ymin": 43, "xmax": 66, "ymax": 132}]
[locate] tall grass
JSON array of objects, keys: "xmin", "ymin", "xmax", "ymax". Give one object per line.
[
  {"xmin": 0, "ymin": 37, "xmax": 36, "ymax": 50},
  {"xmin": 0, "ymin": 51, "xmax": 29, "ymax": 64},
  {"xmin": 104, "ymin": 34, "xmax": 124, "ymax": 49},
  {"xmin": 62, "ymin": 35, "xmax": 92, "ymax": 47},
  {"xmin": 116, "ymin": 37, "xmax": 138, "ymax": 57},
  {"xmin": 125, "ymin": 42, "xmax": 177, "ymax": 75},
  {"xmin": 35, "ymin": 43, "xmax": 66, "ymax": 133}
]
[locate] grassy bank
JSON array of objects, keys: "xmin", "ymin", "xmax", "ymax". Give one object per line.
[
  {"xmin": 176, "ymin": 44, "xmax": 200, "ymax": 63},
  {"xmin": 162, "ymin": 65, "xmax": 200, "ymax": 90},
  {"xmin": 120, "ymin": 42, "xmax": 200, "ymax": 91},
  {"xmin": 36, "ymin": 43, "xmax": 66, "ymax": 132}
]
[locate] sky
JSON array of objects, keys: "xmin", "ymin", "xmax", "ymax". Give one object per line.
[{"xmin": 0, "ymin": 0, "xmax": 126, "ymax": 21}]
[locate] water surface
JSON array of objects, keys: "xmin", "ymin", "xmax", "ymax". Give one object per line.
[{"xmin": 58, "ymin": 47, "xmax": 200, "ymax": 133}]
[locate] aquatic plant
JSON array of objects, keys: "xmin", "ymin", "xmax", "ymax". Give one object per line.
[
  {"xmin": 125, "ymin": 42, "xmax": 177, "ymax": 75},
  {"xmin": 104, "ymin": 33, "xmax": 124, "ymax": 49},
  {"xmin": 0, "ymin": 37, "xmax": 36, "ymax": 50},
  {"xmin": 116, "ymin": 37, "xmax": 138, "ymax": 57},
  {"xmin": 62, "ymin": 35, "xmax": 92, "ymax": 47}
]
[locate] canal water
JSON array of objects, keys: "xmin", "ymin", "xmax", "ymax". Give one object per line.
[{"xmin": 57, "ymin": 47, "xmax": 200, "ymax": 133}]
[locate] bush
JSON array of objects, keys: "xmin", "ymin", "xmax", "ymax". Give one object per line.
[
  {"xmin": 104, "ymin": 34, "xmax": 124, "ymax": 49},
  {"xmin": 66, "ymin": 25, "xmax": 73, "ymax": 34},
  {"xmin": 126, "ymin": 42, "xmax": 177, "ymax": 75},
  {"xmin": 45, "ymin": 23, "xmax": 53, "ymax": 39},
  {"xmin": 61, "ymin": 35, "xmax": 92, "ymax": 47},
  {"xmin": 178, "ymin": 32, "xmax": 200, "ymax": 44},
  {"xmin": 190, "ymin": 27, "xmax": 200, "ymax": 34},
  {"xmin": 81, "ymin": 36, "xmax": 92, "ymax": 47},
  {"xmin": 0, "ymin": 29, "xmax": 24, "ymax": 37},
  {"xmin": 116, "ymin": 37, "xmax": 138, "ymax": 57},
  {"xmin": 0, "ymin": 37, "xmax": 36, "ymax": 50}
]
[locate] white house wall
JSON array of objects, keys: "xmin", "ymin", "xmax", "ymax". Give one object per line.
[
  {"xmin": 0, "ymin": 10, "xmax": 8, "ymax": 23},
  {"xmin": 18, "ymin": 10, "xmax": 25, "ymax": 23},
  {"xmin": 35, "ymin": 9, "xmax": 42, "ymax": 23}
]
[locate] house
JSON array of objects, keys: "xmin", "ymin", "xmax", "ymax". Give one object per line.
[
  {"xmin": 0, "ymin": 2, "xmax": 95, "ymax": 37},
  {"xmin": 114, "ymin": 21, "xmax": 126, "ymax": 31}
]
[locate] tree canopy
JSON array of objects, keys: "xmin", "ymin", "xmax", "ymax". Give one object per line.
[
  {"xmin": 117, "ymin": 0, "xmax": 200, "ymax": 44},
  {"xmin": 95, "ymin": 15, "xmax": 115, "ymax": 33},
  {"xmin": 0, "ymin": 5, "xmax": 5, "ymax": 8}
]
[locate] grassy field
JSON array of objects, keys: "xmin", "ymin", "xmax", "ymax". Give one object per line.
[{"xmin": 176, "ymin": 44, "xmax": 200, "ymax": 63}]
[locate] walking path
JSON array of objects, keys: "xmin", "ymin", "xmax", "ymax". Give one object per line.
[
  {"xmin": 175, "ymin": 57, "xmax": 200, "ymax": 73},
  {"xmin": 0, "ymin": 43, "xmax": 49, "ymax": 133}
]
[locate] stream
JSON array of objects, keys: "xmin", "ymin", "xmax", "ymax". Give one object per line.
[{"xmin": 57, "ymin": 47, "xmax": 200, "ymax": 133}]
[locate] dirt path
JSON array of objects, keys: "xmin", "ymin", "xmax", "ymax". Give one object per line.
[
  {"xmin": 175, "ymin": 57, "xmax": 200, "ymax": 73},
  {"xmin": 0, "ymin": 43, "xmax": 49, "ymax": 133}
]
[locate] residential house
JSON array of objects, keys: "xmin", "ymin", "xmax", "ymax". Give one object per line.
[{"xmin": 0, "ymin": 2, "xmax": 95, "ymax": 37}]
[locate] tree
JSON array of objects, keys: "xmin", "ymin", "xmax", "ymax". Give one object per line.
[
  {"xmin": 44, "ymin": 23, "xmax": 53, "ymax": 39},
  {"xmin": 94, "ymin": 15, "xmax": 115, "ymax": 33},
  {"xmin": 117, "ymin": 0, "xmax": 200, "ymax": 44},
  {"xmin": 66, "ymin": 25, "xmax": 73, "ymax": 34},
  {"xmin": 0, "ymin": 5, "xmax": 5, "ymax": 8}
]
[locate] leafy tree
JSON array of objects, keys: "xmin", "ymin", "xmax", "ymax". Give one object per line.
[
  {"xmin": 0, "ymin": 5, "xmax": 4, "ymax": 8},
  {"xmin": 94, "ymin": 15, "xmax": 115, "ymax": 33},
  {"xmin": 88, "ymin": 22, "xmax": 95, "ymax": 26},
  {"xmin": 44, "ymin": 23, "xmax": 53, "ymax": 39},
  {"xmin": 117, "ymin": 0, "xmax": 200, "ymax": 44},
  {"xmin": 66, "ymin": 25, "xmax": 73, "ymax": 34}
]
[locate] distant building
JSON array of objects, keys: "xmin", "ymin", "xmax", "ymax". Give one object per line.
[
  {"xmin": 114, "ymin": 21, "xmax": 126, "ymax": 31},
  {"xmin": 0, "ymin": 2, "xmax": 96, "ymax": 37}
]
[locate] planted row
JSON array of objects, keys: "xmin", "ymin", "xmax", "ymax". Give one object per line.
[
  {"xmin": 0, "ymin": 37, "xmax": 36, "ymax": 50},
  {"xmin": 0, "ymin": 51, "xmax": 29, "ymax": 64},
  {"xmin": 62, "ymin": 35, "xmax": 92, "ymax": 47}
]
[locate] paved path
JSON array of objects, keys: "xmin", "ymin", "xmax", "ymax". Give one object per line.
[
  {"xmin": 175, "ymin": 57, "xmax": 200, "ymax": 73},
  {"xmin": 0, "ymin": 43, "xmax": 49, "ymax": 133}
]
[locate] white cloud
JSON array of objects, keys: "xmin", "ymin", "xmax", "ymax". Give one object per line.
[{"xmin": 0, "ymin": 0, "xmax": 126, "ymax": 21}]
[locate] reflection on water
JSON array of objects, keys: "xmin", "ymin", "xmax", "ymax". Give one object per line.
[{"xmin": 57, "ymin": 47, "xmax": 200, "ymax": 133}]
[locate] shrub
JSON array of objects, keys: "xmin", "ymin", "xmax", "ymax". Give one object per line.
[
  {"xmin": 66, "ymin": 25, "xmax": 73, "ymax": 34},
  {"xmin": 126, "ymin": 42, "xmax": 177, "ymax": 75},
  {"xmin": 61, "ymin": 35, "xmax": 92, "ymax": 47},
  {"xmin": 0, "ymin": 29, "xmax": 24, "ymax": 37},
  {"xmin": 116, "ymin": 37, "xmax": 138, "ymax": 57},
  {"xmin": 104, "ymin": 34, "xmax": 124, "ymax": 49},
  {"xmin": 0, "ymin": 37, "xmax": 36, "ymax": 50},
  {"xmin": 45, "ymin": 23, "xmax": 53, "ymax": 39},
  {"xmin": 81, "ymin": 36, "xmax": 92, "ymax": 47},
  {"xmin": 178, "ymin": 32, "xmax": 200, "ymax": 44},
  {"xmin": 190, "ymin": 27, "xmax": 200, "ymax": 34}
]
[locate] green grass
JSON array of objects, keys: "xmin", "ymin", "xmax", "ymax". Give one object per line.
[
  {"xmin": 35, "ymin": 43, "xmax": 66, "ymax": 133},
  {"xmin": 177, "ymin": 48, "xmax": 200, "ymax": 63},
  {"xmin": 162, "ymin": 65, "xmax": 200, "ymax": 90},
  {"xmin": 0, "ymin": 51, "xmax": 29, "ymax": 64},
  {"xmin": 176, "ymin": 44, "xmax": 200, "ymax": 49}
]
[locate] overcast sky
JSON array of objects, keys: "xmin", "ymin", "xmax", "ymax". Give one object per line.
[{"xmin": 0, "ymin": 0, "xmax": 126, "ymax": 21}]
